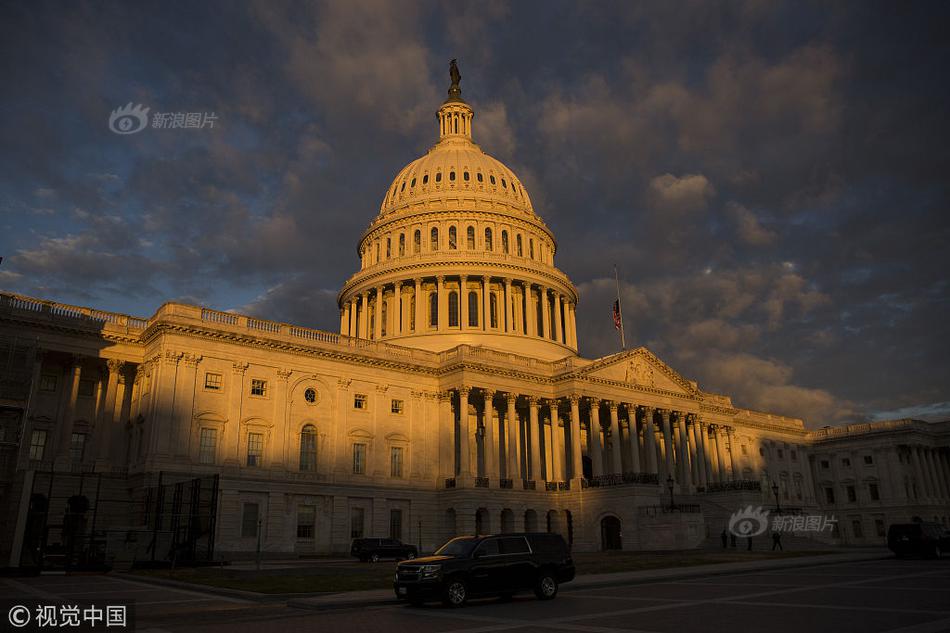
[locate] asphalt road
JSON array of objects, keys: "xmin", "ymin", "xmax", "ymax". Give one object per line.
[{"xmin": 3, "ymin": 557, "xmax": 949, "ymax": 633}]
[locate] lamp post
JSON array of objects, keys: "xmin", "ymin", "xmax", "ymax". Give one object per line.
[
  {"xmin": 667, "ymin": 474, "xmax": 676, "ymax": 511},
  {"xmin": 771, "ymin": 482, "xmax": 782, "ymax": 514}
]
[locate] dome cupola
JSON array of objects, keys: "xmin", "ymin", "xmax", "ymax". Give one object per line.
[{"xmin": 337, "ymin": 61, "xmax": 579, "ymax": 360}]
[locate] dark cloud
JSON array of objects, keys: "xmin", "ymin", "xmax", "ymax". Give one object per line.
[{"xmin": 0, "ymin": 0, "xmax": 948, "ymax": 426}]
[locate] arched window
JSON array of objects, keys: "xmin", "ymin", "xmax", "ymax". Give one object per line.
[
  {"xmin": 449, "ymin": 226, "xmax": 457, "ymax": 249},
  {"xmin": 501, "ymin": 230, "xmax": 509, "ymax": 253},
  {"xmin": 463, "ymin": 171, "xmax": 470, "ymax": 181},
  {"xmin": 477, "ymin": 172, "xmax": 483, "ymax": 183},
  {"xmin": 485, "ymin": 228, "xmax": 493, "ymax": 251},
  {"xmin": 429, "ymin": 292, "xmax": 438, "ymax": 327},
  {"xmin": 398, "ymin": 234, "xmax": 405, "ymax": 256},
  {"xmin": 430, "ymin": 227, "xmax": 439, "ymax": 251},
  {"xmin": 413, "ymin": 230, "xmax": 421, "ymax": 253},
  {"xmin": 490, "ymin": 293, "xmax": 498, "ymax": 328},
  {"xmin": 386, "ymin": 237, "xmax": 391, "ymax": 259},
  {"xmin": 516, "ymin": 234, "xmax": 523, "ymax": 256},
  {"xmin": 448, "ymin": 291, "xmax": 459, "ymax": 327},
  {"xmin": 449, "ymin": 171, "xmax": 456, "ymax": 182},
  {"xmin": 435, "ymin": 172, "xmax": 442, "ymax": 183},
  {"xmin": 381, "ymin": 297, "xmax": 388, "ymax": 336},
  {"xmin": 299, "ymin": 425, "xmax": 317, "ymax": 472},
  {"xmin": 529, "ymin": 238, "xmax": 535, "ymax": 259},
  {"xmin": 468, "ymin": 291, "xmax": 479, "ymax": 327},
  {"xmin": 423, "ymin": 174, "xmax": 429, "ymax": 185},
  {"xmin": 375, "ymin": 242, "xmax": 380, "ymax": 262},
  {"xmin": 466, "ymin": 226, "xmax": 475, "ymax": 249},
  {"xmin": 409, "ymin": 294, "xmax": 416, "ymax": 330}
]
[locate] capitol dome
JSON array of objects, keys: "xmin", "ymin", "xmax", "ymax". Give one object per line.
[{"xmin": 337, "ymin": 62, "xmax": 579, "ymax": 360}]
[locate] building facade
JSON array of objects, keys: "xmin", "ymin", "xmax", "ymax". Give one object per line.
[{"xmin": 0, "ymin": 75, "xmax": 948, "ymax": 566}]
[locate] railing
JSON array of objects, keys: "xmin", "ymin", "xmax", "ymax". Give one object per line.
[
  {"xmin": 474, "ymin": 477, "xmax": 489, "ymax": 488},
  {"xmin": 558, "ymin": 481, "xmax": 570, "ymax": 491},
  {"xmin": 1, "ymin": 292, "xmax": 149, "ymax": 331},
  {"xmin": 544, "ymin": 482, "xmax": 558, "ymax": 491},
  {"xmin": 522, "ymin": 479, "xmax": 536, "ymax": 490},
  {"xmin": 499, "ymin": 479, "xmax": 513, "ymax": 489},
  {"xmin": 200, "ymin": 308, "xmax": 237, "ymax": 325},
  {"xmin": 639, "ymin": 504, "xmax": 702, "ymax": 516},
  {"xmin": 444, "ymin": 478, "xmax": 456, "ymax": 489},
  {"xmin": 705, "ymin": 479, "xmax": 762, "ymax": 493},
  {"xmin": 583, "ymin": 472, "xmax": 659, "ymax": 488},
  {"xmin": 248, "ymin": 318, "xmax": 281, "ymax": 333}
]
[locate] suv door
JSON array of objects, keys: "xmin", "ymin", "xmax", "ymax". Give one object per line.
[
  {"xmin": 469, "ymin": 538, "xmax": 502, "ymax": 595},
  {"xmin": 498, "ymin": 536, "xmax": 534, "ymax": 591}
]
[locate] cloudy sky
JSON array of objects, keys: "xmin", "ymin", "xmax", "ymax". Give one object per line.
[{"xmin": 1, "ymin": 1, "xmax": 948, "ymax": 427}]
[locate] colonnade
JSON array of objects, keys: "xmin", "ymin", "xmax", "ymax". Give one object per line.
[
  {"xmin": 340, "ymin": 275, "xmax": 577, "ymax": 348},
  {"xmin": 905, "ymin": 445, "xmax": 950, "ymax": 503},
  {"xmin": 441, "ymin": 385, "xmax": 741, "ymax": 491}
]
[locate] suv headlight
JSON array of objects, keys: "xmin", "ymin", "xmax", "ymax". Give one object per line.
[{"xmin": 420, "ymin": 564, "xmax": 441, "ymax": 579}]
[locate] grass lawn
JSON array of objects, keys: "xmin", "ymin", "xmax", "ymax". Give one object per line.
[{"xmin": 130, "ymin": 549, "xmax": 834, "ymax": 594}]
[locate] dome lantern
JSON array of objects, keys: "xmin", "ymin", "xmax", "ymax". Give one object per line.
[{"xmin": 438, "ymin": 59, "xmax": 473, "ymax": 140}]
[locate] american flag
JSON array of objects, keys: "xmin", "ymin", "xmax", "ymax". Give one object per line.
[{"xmin": 612, "ymin": 299, "xmax": 622, "ymax": 331}]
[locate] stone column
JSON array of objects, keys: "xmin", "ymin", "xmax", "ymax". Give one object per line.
[
  {"xmin": 569, "ymin": 395, "xmax": 583, "ymax": 481},
  {"xmin": 113, "ymin": 367, "xmax": 133, "ymax": 466},
  {"xmin": 553, "ymin": 294, "xmax": 563, "ymax": 344},
  {"xmin": 726, "ymin": 426, "xmax": 738, "ymax": 481},
  {"xmin": 687, "ymin": 415, "xmax": 699, "ymax": 486},
  {"xmin": 674, "ymin": 412, "xmax": 687, "ymax": 485},
  {"xmin": 569, "ymin": 303, "xmax": 578, "ymax": 347},
  {"xmin": 374, "ymin": 286, "xmax": 384, "ymax": 339},
  {"xmin": 225, "ymin": 361, "xmax": 247, "ymax": 465},
  {"xmin": 460, "ymin": 275, "xmax": 469, "ymax": 328},
  {"xmin": 528, "ymin": 396, "xmax": 541, "ymax": 481},
  {"xmin": 660, "ymin": 409, "xmax": 674, "ymax": 480},
  {"xmin": 348, "ymin": 297, "xmax": 357, "ymax": 336},
  {"xmin": 272, "ymin": 368, "xmax": 291, "ymax": 468},
  {"xmin": 589, "ymin": 399, "xmax": 604, "ymax": 477},
  {"xmin": 641, "ymin": 406, "xmax": 657, "ymax": 475},
  {"xmin": 626, "ymin": 405, "xmax": 641, "ymax": 473},
  {"xmin": 173, "ymin": 353, "xmax": 200, "ymax": 460},
  {"xmin": 340, "ymin": 305, "xmax": 349, "ymax": 335},
  {"xmin": 458, "ymin": 387, "xmax": 472, "ymax": 480},
  {"xmin": 414, "ymin": 278, "xmax": 423, "ymax": 333},
  {"xmin": 57, "ymin": 358, "xmax": 83, "ymax": 461},
  {"xmin": 483, "ymin": 390, "xmax": 496, "ymax": 482},
  {"xmin": 359, "ymin": 293, "xmax": 369, "ymax": 338},
  {"xmin": 437, "ymin": 276, "xmax": 447, "ymax": 332},
  {"xmin": 526, "ymin": 285, "xmax": 538, "ymax": 337},
  {"xmin": 94, "ymin": 359, "xmax": 122, "ymax": 468},
  {"xmin": 439, "ymin": 391, "xmax": 454, "ymax": 479},
  {"xmin": 504, "ymin": 278, "xmax": 513, "ymax": 333},
  {"xmin": 506, "ymin": 394, "xmax": 519, "ymax": 480},
  {"xmin": 700, "ymin": 421, "xmax": 714, "ymax": 485},
  {"xmin": 549, "ymin": 401, "xmax": 562, "ymax": 481},
  {"xmin": 925, "ymin": 449, "xmax": 944, "ymax": 500},
  {"xmin": 482, "ymin": 277, "xmax": 490, "ymax": 330},
  {"xmin": 608, "ymin": 401, "xmax": 623, "ymax": 475},
  {"xmin": 541, "ymin": 288, "xmax": 551, "ymax": 339},
  {"xmin": 693, "ymin": 417, "xmax": 707, "ymax": 488}
]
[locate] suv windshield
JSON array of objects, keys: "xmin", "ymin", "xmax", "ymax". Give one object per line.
[{"xmin": 435, "ymin": 537, "xmax": 478, "ymax": 558}]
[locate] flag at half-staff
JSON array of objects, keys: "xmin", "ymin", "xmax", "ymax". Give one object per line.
[{"xmin": 612, "ymin": 265, "xmax": 626, "ymax": 350}]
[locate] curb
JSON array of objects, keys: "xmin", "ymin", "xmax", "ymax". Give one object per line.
[{"xmin": 286, "ymin": 551, "xmax": 890, "ymax": 611}]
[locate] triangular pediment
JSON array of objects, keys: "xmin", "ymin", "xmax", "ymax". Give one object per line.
[{"xmin": 572, "ymin": 347, "xmax": 697, "ymax": 395}]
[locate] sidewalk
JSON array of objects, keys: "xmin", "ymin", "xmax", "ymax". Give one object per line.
[{"xmin": 287, "ymin": 550, "xmax": 889, "ymax": 611}]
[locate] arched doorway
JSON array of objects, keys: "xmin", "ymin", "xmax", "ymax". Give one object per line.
[
  {"xmin": 475, "ymin": 508, "xmax": 490, "ymax": 535},
  {"xmin": 582, "ymin": 455, "xmax": 592, "ymax": 480},
  {"xmin": 601, "ymin": 515, "xmax": 622, "ymax": 551},
  {"xmin": 500, "ymin": 508, "xmax": 515, "ymax": 533},
  {"xmin": 524, "ymin": 509, "xmax": 538, "ymax": 532},
  {"xmin": 547, "ymin": 510, "xmax": 562, "ymax": 535}
]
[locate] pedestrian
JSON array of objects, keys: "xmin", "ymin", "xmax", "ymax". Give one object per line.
[
  {"xmin": 721, "ymin": 529, "xmax": 728, "ymax": 549},
  {"xmin": 747, "ymin": 536, "xmax": 752, "ymax": 551},
  {"xmin": 730, "ymin": 532, "xmax": 737, "ymax": 548},
  {"xmin": 771, "ymin": 531, "xmax": 783, "ymax": 551}
]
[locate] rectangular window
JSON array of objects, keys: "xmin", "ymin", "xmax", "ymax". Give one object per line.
[
  {"xmin": 825, "ymin": 487, "xmax": 835, "ymax": 504},
  {"xmin": 820, "ymin": 460, "xmax": 830, "ymax": 469},
  {"xmin": 70, "ymin": 433, "xmax": 86, "ymax": 463},
  {"xmin": 389, "ymin": 509, "xmax": 403, "ymax": 541},
  {"xmin": 204, "ymin": 372, "xmax": 222, "ymax": 390},
  {"xmin": 77, "ymin": 379, "xmax": 95, "ymax": 397},
  {"xmin": 851, "ymin": 519, "xmax": 863, "ymax": 539},
  {"xmin": 297, "ymin": 505, "xmax": 316, "ymax": 539},
  {"xmin": 846, "ymin": 485, "xmax": 857, "ymax": 502},
  {"xmin": 250, "ymin": 379, "xmax": 267, "ymax": 397},
  {"xmin": 352, "ymin": 443, "xmax": 366, "ymax": 474},
  {"xmin": 863, "ymin": 455, "xmax": 873, "ymax": 465},
  {"xmin": 869, "ymin": 483, "xmax": 880, "ymax": 501},
  {"xmin": 390, "ymin": 446, "xmax": 404, "ymax": 478},
  {"xmin": 29, "ymin": 430, "xmax": 47, "ymax": 460},
  {"xmin": 791, "ymin": 450, "xmax": 798, "ymax": 461},
  {"xmin": 777, "ymin": 449, "xmax": 784, "ymax": 459},
  {"xmin": 199, "ymin": 428, "xmax": 217, "ymax": 464},
  {"xmin": 350, "ymin": 507, "xmax": 365, "ymax": 539},
  {"xmin": 875, "ymin": 519, "xmax": 886, "ymax": 537},
  {"xmin": 39, "ymin": 374, "xmax": 57, "ymax": 392},
  {"xmin": 391, "ymin": 399, "xmax": 404, "ymax": 414},
  {"xmin": 247, "ymin": 432, "xmax": 263, "ymax": 467},
  {"xmin": 241, "ymin": 503, "xmax": 259, "ymax": 538},
  {"xmin": 354, "ymin": 394, "xmax": 367, "ymax": 409},
  {"xmin": 842, "ymin": 457, "xmax": 851, "ymax": 467}
]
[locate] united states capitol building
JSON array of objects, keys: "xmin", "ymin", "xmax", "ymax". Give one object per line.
[{"xmin": 0, "ymin": 70, "xmax": 948, "ymax": 566}]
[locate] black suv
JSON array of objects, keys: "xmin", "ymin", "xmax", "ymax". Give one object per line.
[
  {"xmin": 888, "ymin": 522, "xmax": 950, "ymax": 558},
  {"xmin": 351, "ymin": 538, "xmax": 418, "ymax": 562},
  {"xmin": 393, "ymin": 533, "xmax": 575, "ymax": 606}
]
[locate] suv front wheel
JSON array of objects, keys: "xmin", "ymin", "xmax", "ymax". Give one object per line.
[
  {"xmin": 534, "ymin": 572, "xmax": 558, "ymax": 600},
  {"xmin": 443, "ymin": 578, "xmax": 468, "ymax": 607}
]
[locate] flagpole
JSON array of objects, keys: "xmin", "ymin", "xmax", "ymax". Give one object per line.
[{"xmin": 614, "ymin": 264, "xmax": 626, "ymax": 350}]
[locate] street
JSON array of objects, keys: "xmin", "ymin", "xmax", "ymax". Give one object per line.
[{"xmin": 3, "ymin": 557, "xmax": 949, "ymax": 633}]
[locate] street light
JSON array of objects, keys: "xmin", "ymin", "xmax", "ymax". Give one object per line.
[
  {"xmin": 666, "ymin": 475, "xmax": 676, "ymax": 511},
  {"xmin": 771, "ymin": 482, "xmax": 782, "ymax": 514}
]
